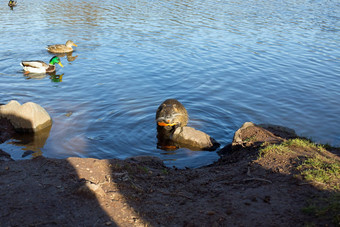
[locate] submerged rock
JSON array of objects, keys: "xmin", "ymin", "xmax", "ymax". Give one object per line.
[
  {"xmin": 0, "ymin": 100, "xmax": 52, "ymax": 132},
  {"xmin": 172, "ymin": 126, "xmax": 220, "ymax": 151}
]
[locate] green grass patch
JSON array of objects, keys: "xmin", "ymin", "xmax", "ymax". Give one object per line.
[
  {"xmin": 258, "ymin": 143, "xmax": 293, "ymax": 158},
  {"xmin": 282, "ymin": 138, "xmax": 327, "ymax": 152},
  {"xmin": 257, "ymin": 138, "xmax": 340, "ymax": 224},
  {"xmin": 282, "ymin": 138, "xmax": 317, "ymax": 148},
  {"xmin": 297, "ymin": 154, "xmax": 340, "ymax": 190},
  {"xmin": 258, "ymin": 138, "xmax": 340, "ymax": 189},
  {"xmin": 258, "ymin": 138, "xmax": 328, "ymax": 159}
]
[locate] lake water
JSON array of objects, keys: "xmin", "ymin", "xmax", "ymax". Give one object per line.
[{"xmin": 0, "ymin": 0, "xmax": 339, "ymax": 168}]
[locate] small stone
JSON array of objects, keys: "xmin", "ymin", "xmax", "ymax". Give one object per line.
[
  {"xmin": 263, "ymin": 195, "xmax": 271, "ymax": 204},
  {"xmin": 206, "ymin": 211, "xmax": 215, "ymax": 215},
  {"xmin": 65, "ymin": 112, "xmax": 73, "ymax": 117}
]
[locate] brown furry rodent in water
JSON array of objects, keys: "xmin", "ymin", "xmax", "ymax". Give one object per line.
[{"xmin": 156, "ymin": 99, "xmax": 188, "ymax": 130}]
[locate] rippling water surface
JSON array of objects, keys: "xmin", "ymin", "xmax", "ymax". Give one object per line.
[{"xmin": 1, "ymin": 0, "xmax": 339, "ymax": 168}]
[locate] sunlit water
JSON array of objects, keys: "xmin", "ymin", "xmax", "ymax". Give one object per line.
[{"xmin": 0, "ymin": 0, "xmax": 339, "ymax": 168}]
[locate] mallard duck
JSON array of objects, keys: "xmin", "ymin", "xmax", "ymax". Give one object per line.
[
  {"xmin": 20, "ymin": 56, "xmax": 63, "ymax": 74},
  {"xmin": 46, "ymin": 40, "xmax": 78, "ymax": 53},
  {"xmin": 8, "ymin": 0, "xmax": 17, "ymax": 7}
]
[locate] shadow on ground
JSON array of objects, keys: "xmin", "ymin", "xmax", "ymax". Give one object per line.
[{"xmin": 0, "ymin": 122, "xmax": 339, "ymax": 226}]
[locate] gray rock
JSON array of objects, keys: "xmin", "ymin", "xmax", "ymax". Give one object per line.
[
  {"xmin": 172, "ymin": 126, "xmax": 219, "ymax": 150},
  {"xmin": 0, "ymin": 100, "xmax": 52, "ymax": 132},
  {"xmin": 232, "ymin": 122, "xmax": 256, "ymax": 145},
  {"xmin": 230, "ymin": 122, "xmax": 298, "ymax": 151}
]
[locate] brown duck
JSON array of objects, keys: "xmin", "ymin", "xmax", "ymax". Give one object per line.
[{"xmin": 46, "ymin": 40, "xmax": 78, "ymax": 53}]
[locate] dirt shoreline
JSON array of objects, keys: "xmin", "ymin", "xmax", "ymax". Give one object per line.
[{"xmin": 1, "ymin": 122, "xmax": 339, "ymax": 226}]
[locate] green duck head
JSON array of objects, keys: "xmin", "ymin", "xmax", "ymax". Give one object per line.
[
  {"xmin": 8, "ymin": 0, "xmax": 16, "ymax": 6},
  {"xmin": 49, "ymin": 56, "xmax": 64, "ymax": 67}
]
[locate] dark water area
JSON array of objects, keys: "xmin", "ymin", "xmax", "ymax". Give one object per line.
[{"xmin": 0, "ymin": 0, "xmax": 339, "ymax": 168}]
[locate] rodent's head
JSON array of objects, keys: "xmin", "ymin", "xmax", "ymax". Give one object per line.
[{"xmin": 156, "ymin": 103, "xmax": 183, "ymax": 129}]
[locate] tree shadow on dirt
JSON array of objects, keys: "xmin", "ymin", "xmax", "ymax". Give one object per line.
[
  {"xmin": 0, "ymin": 118, "xmax": 115, "ymax": 226},
  {"xmin": 1, "ymin": 121, "xmax": 339, "ymax": 226},
  {"xmin": 0, "ymin": 156, "xmax": 118, "ymax": 226},
  {"xmin": 97, "ymin": 123, "xmax": 340, "ymax": 226}
]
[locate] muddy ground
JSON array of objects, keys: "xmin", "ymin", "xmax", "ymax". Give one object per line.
[{"xmin": 0, "ymin": 122, "xmax": 339, "ymax": 226}]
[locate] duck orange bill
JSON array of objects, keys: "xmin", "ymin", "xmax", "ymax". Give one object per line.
[
  {"xmin": 58, "ymin": 62, "xmax": 64, "ymax": 67},
  {"xmin": 157, "ymin": 122, "xmax": 176, "ymax": 127}
]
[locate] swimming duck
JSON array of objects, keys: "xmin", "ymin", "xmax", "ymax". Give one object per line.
[
  {"xmin": 8, "ymin": 0, "xmax": 17, "ymax": 7},
  {"xmin": 21, "ymin": 56, "xmax": 63, "ymax": 74},
  {"xmin": 46, "ymin": 40, "xmax": 78, "ymax": 53}
]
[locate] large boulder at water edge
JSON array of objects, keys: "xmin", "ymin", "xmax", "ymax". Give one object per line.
[
  {"xmin": 172, "ymin": 126, "xmax": 220, "ymax": 150},
  {"xmin": 0, "ymin": 100, "xmax": 52, "ymax": 132},
  {"xmin": 231, "ymin": 122, "xmax": 297, "ymax": 150},
  {"xmin": 218, "ymin": 122, "xmax": 298, "ymax": 155}
]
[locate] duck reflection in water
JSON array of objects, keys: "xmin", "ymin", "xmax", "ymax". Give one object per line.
[
  {"xmin": 50, "ymin": 73, "xmax": 64, "ymax": 82},
  {"xmin": 24, "ymin": 71, "xmax": 64, "ymax": 83},
  {"xmin": 9, "ymin": 124, "xmax": 52, "ymax": 158},
  {"xmin": 53, "ymin": 52, "xmax": 78, "ymax": 62},
  {"xmin": 24, "ymin": 73, "xmax": 47, "ymax": 80}
]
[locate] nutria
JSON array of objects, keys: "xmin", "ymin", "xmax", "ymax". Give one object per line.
[{"xmin": 156, "ymin": 99, "xmax": 189, "ymax": 130}]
